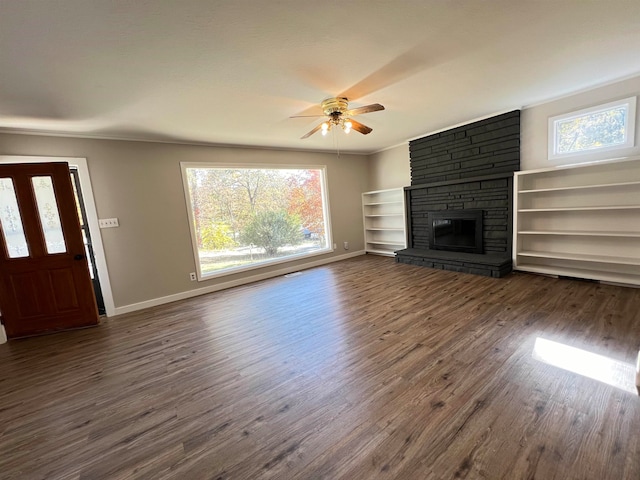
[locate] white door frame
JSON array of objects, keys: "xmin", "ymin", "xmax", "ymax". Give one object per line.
[{"xmin": 0, "ymin": 155, "xmax": 115, "ymax": 317}]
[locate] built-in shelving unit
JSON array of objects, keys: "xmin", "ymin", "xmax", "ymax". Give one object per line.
[
  {"xmin": 362, "ymin": 188, "xmax": 406, "ymax": 256},
  {"xmin": 513, "ymin": 157, "xmax": 640, "ymax": 286}
]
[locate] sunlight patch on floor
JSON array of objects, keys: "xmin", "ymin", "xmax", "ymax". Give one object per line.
[{"xmin": 532, "ymin": 337, "xmax": 638, "ymax": 394}]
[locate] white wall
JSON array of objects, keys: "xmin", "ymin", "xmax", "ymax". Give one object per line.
[
  {"xmin": 368, "ymin": 143, "xmax": 410, "ymax": 191},
  {"xmin": 521, "ymin": 75, "xmax": 640, "ymax": 170}
]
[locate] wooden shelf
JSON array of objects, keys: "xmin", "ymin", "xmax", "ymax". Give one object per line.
[
  {"xmin": 363, "ymin": 188, "xmax": 406, "ymax": 256},
  {"xmin": 518, "ymin": 250, "xmax": 640, "ymax": 266},
  {"xmin": 513, "ymin": 157, "xmax": 640, "ymax": 286},
  {"xmin": 365, "ymin": 249, "xmax": 398, "ymax": 257},
  {"xmin": 366, "ymin": 227, "xmax": 405, "ymax": 232},
  {"xmin": 367, "ymin": 241, "xmax": 405, "ymax": 247},
  {"xmin": 365, "ymin": 213, "xmax": 404, "ymax": 217},
  {"xmin": 519, "ymin": 180, "xmax": 640, "ymax": 194},
  {"xmin": 518, "ymin": 230, "xmax": 640, "ymax": 238},
  {"xmin": 516, "ymin": 263, "xmax": 640, "ymax": 286},
  {"xmin": 363, "ymin": 201, "xmax": 403, "ymax": 206},
  {"xmin": 519, "ymin": 205, "xmax": 640, "ymax": 212}
]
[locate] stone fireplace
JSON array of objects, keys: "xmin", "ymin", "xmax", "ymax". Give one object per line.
[{"xmin": 395, "ymin": 110, "xmax": 520, "ymax": 277}]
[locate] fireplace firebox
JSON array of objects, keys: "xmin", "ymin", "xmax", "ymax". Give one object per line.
[{"xmin": 429, "ymin": 210, "xmax": 483, "ymax": 254}]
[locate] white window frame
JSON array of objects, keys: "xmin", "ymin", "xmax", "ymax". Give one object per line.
[
  {"xmin": 180, "ymin": 162, "xmax": 333, "ymax": 281},
  {"xmin": 548, "ymin": 96, "xmax": 636, "ymax": 164}
]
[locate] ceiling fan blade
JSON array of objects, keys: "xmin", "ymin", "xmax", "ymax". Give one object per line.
[
  {"xmin": 345, "ymin": 103, "xmax": 385, "ymax": 116},
  {"xmin": 301, "ymin": 123, "xmax": 324, "ymax": 139},
  {"xmin": 349, "ymin": 119, "xmax": 373, "ymax": 135}
]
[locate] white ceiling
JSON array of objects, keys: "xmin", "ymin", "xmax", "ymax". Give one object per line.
[{"xmin": 1, "ymin": 1, "xmax": 640, "ymax": 154}]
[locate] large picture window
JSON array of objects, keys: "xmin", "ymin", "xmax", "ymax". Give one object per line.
[
  {"xmin": 182, "ymin": 164, "xmax": 332, "ymax": 279},
  {"xmin": 548, "ymin": 96, "xmax": 636, "ymax": 164}
]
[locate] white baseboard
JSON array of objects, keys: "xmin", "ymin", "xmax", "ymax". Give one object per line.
[{"xmin": 113, "ymin": 250, "xmax": 366, "ymax": 316}]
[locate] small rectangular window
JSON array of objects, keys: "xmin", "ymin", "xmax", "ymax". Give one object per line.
[
  {"xmin": 182, "ymin": 164, "xmax": 332, "ymax": 279},
  {"xmin": 548, "ymin": 96, "xmax": 636, "ymax": 164}
]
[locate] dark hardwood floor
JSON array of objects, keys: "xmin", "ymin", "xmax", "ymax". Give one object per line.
[{"xmin": 1, "ymin": 255, "xmax": 639, "ymax": 479}]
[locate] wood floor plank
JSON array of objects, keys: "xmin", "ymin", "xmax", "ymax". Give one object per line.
[{"xmin": 1, "ymin": 255, "xmax": 639, "ymax": 479}]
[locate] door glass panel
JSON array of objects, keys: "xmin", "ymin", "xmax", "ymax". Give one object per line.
[
  {"xmin": 0, "ymin": 178, "xmax": 29, "ymax": 258},
  {"xmin": 32, "ymin": 176, "xmax": 67, "ymax": 254}
]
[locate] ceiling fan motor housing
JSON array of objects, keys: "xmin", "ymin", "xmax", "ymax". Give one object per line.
[{"xmin": 322, "ymin": 97, "xmax": 349, "ymax": 116}]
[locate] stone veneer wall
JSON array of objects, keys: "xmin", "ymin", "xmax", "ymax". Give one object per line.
[
  {"xmin": 410, "ymin": 110, "xmax": 521, "ymax": 185},
  {"xmin": 396, "ymin": 111, "xmax": 520, "ymax": 277},
  {"xmin": 406, "ymin": 110, "xmax": 520, "ymax": 256}
]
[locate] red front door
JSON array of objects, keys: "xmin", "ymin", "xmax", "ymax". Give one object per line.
[{"xmin": 0, "ymin": 162, "xmax": 99, "ymax": 338}]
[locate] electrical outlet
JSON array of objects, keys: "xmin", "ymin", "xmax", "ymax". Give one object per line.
[
  {"xmin": 344, "ymin": 241, "xmax": 349, "ymax": 250},
  {"xmin": 189, "ymin": 272, "xmax": 197, "ymax": 281},
  {"xmin": 333, "ymin": 243, "xmax": 337, "ymax": 250},
  {"xmin": 98, "ymin": 218, "xmax": 119, "ymax": 228}
]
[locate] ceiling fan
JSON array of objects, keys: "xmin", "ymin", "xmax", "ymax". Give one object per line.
[{"xmin": 292, "ymin": 97, "xmax": 385, "ymax": 139}]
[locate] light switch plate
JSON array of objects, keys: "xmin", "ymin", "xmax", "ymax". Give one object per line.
[{"xmin": 99, "ymin": 218, "xmax": 119, "ymax": 228}]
